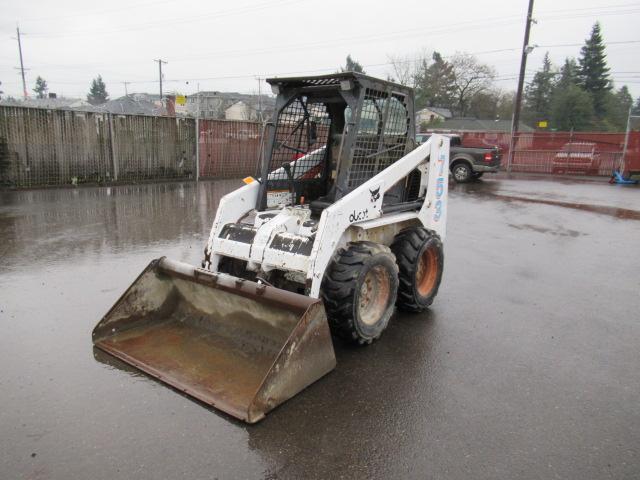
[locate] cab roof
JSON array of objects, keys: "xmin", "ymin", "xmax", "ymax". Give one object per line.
[{"xmin": 266, "ymin": 72, "xmax": 413, "ymax": 95}]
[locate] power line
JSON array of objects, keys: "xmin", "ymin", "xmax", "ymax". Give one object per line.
[
  {"xmin": 537, "ymin": 40, "xmax": 640, "ymax": 48},
  {"xmin": 24, "ymin": 0, "xmax": 304, "ymax": 39},
  {"xmin": 19, "ymin": 2, "xmax": 640, "ymax": 42},
  {"xmin": 3, "ymin": 39, "xmax": 638, "ymax": 75},
  {"xmin": 27, "ymin": 69, "xmax": 639, "ymax": 87},
  {"xmin": 538, "ymin": 7, "xmax": 640, "ymax": 21},
  {"xmin": 1, "ymin": 0, "xmax": 181, "ymax": 24}
]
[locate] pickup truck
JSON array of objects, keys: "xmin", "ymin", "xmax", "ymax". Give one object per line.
[{"xmin": 416, "ymin": 133, "xmax": 502, "ymax": 183}]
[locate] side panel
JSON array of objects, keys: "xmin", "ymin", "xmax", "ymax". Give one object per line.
[
  {"xmin": 420, "ymin": 135, "xmax": 449, "ymax": 239},
  {"xmin": 308, "ymin": 137, "xmax": 440, "ymax": 298},
  {"xmin": 204, "ymin": 180, "xmax": 260, "ymax": 269}
]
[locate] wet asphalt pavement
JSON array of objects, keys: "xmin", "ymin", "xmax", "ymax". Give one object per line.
[{"xmin": 1, "ymin": 175, "xmax": 639, "ymax": 479}]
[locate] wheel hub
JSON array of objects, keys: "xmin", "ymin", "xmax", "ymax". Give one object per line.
[
  {"xmin": 358, "ymin": 266, "xmax": 391, "ymax": 326},
  {"xmin": 416, "ymin": 246, "xmax": 438, "ymax": 297},
  {"xmin": 454, "ymin": 166, "xmax": 467, "ymax": 181}
]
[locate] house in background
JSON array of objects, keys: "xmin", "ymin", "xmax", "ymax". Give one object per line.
[
  {"xmin": 225, "ymin": 101, "xmax": 260, "ymax": 121},
  {"xmin": 1, "ymin": 91, "xmax": 276, "ymax": 120},
  {"xmin": 0, "ymin": 96, "xmax": 92, "ymax": 110},
  {"xmin": 185, "ymin": 92, "xmax": 274, "ymax": 120},
  {"xmin": 416, "ymin": 106, "xmax": 453, "ymax": 126},
  {"xmin": 225, "ymin": 101, "xmax": 251, "ymax": 121}
]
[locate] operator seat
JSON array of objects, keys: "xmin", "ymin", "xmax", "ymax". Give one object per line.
[{"xmin": 309, "ymin": 187, "xmax": 336, "ymax": 216}]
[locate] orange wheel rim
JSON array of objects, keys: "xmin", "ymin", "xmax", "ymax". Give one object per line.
[
  {"xmin": 416, "ymin": 246, "xmax": 438, "ymax": 297},
  {"xmin": 358, "ymin": 266, "xmax": 391, "ymax": 326}
]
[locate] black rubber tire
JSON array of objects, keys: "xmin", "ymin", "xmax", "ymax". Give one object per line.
[
  {"xmin": 391, "ymin": 227, "xmax": 444, "ymax": 313},
  {"xmin": 451, "ymin": 161, "xmax": 473, "ymax": 183},
  {"xmin": 321, "ymin": 242, "xmax": 399, "ymax": 345},
  {"xmin": 472, "ymin": 172, "xmax": 484, "ymax": 179}
]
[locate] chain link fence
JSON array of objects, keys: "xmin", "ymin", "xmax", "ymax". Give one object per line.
[
  {"xmin": 445, "ymin": 130, "xmax": 640, "ymax": 176},
  {"xmin": 4, "ymin": 105, "xmax": 640, "ymax": 188}
]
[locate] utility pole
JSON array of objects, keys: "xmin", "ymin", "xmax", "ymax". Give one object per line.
[
  {"xmin": 154, "ymin": 59, "xmax": 167, "ymax": 100},
  {"xmin": 13, "ymin": 25, "xmax": 28, "ymax": 98},
  {"xmin": 507, "ymin": 0, "xmax": 535, "ymax": 172},
  {"xmin": 621, "ymin": 106, "xmax": 640, "ymax": 173},
  {"xmin": 256, "ymin": 76, "xmax": 263, "ymax": 123},
  {"xmin": 195, "ymin": 82, "xmax": 200, "ymax": 182},
  {"xmin": 123, "ymin": 81, "xmax": 130, "ymax": 96}
]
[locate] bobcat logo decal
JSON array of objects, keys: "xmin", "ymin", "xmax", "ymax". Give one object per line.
[{"xmin": 369, "ymin": 186, "xmax": 381, "ymax": 203}]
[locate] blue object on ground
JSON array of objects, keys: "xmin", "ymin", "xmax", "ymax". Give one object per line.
[{"xmin": 611, "ymin": 170, "xmax": 639, "ymax": 185}]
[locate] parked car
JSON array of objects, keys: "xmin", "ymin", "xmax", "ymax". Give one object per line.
[
  {"xmin": 551, "ymin": 142, "xmax": 601, "ymax": 175},
  {"xmin": 416, "ymin": 133, "xmax": 502, "ymax": 183}
]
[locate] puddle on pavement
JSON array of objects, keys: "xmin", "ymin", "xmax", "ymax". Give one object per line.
[{"xmin": 493, "ymin": 194, "xmax": 640, "ymax": 220}]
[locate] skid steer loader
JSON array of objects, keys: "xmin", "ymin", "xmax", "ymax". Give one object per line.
[{"xmin": 93, "ymin": 73, "xmax": 449, "ymax": 423}]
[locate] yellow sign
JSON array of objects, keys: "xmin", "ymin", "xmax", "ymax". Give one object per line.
[
  {"xmin": 538, "ymin": 120, "xmax": 548, "ymax": 128},
  {"xmin": 176, "ymin": 95, "xmax": 186, "ymax": 106}
]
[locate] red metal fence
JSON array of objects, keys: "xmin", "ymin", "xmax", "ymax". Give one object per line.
[
  {"xmin": 198, "ymin": 120, "xmax": 262, "ymax": 179},
  {"xmin": 439, "ymin": 130, "xmax": 640, "ymax": 176}
]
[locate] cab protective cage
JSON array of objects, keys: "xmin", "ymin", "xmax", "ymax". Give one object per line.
[{"xmin": 257, "ymin": 72, "xmax": 418, "ymax": 212}]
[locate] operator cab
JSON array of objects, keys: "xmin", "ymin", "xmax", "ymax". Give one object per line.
[{"xmin": 258, "ymin": 73, "xmax": 417, "ymax": 217}]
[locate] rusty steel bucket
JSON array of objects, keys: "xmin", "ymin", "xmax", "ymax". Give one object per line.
[{"xmin": 92, "ymin": 257, "xmax": 336, "ymax": 423}]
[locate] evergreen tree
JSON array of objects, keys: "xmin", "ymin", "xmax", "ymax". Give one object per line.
[
  {"xmin": 342, "ymin": 55, "xmax": 365, "ymax": 73},
  {"xmin": 0, "ymin": 80, "xmax": 4, "ymax": 100},
  {"xmin": 523, "ymin": 52, "xmax": 555, "ymax": 126},
  {"xmin": 496, "ymin": 91, "xmax": 515, "ymax": 121},
  {"xmin": 605, "ymin": 86, "xmax": 634, "ymax": 130},
  {"xmin": 33, "ymin": 76, "xmax": 48, "ymax": 99},
  {"xmin": 556, "ymin": 58, "xmax": 579, "ymax": 90},
  {"xmin": 578, "ymin": 22, "xmax": 612, "ymax": 118},
  {"xmin": 551, "ymin": 84, "xmax": 594, "ymax": 131},
  {"xmin": 468, "ymin": 90, "xmax": 500, "ymax": 119},
  {"xmin": 415, "ymin": 51, "xmax": 456, "ymax": 110},
  {"xmin": 87, "ymin": 75, "xmax": 109, "ymax": 105},
  {"xmin": 616, "ymin": 85, "xmax": 633, "ymax": 112},
  {"xmin": 633, "ymin": 97, "xmax": 640, "ymax": 115}
]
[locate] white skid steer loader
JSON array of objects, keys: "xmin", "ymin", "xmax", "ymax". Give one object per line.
[{"xmin": 93, "ymin": 73, "xmax": 449, "ymax": 423}]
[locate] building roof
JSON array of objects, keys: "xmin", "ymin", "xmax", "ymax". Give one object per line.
[
  {"xmin": 0, "ymin": 97, "xmax": 91, "ymax": 109},
  {"xmin": 417, "ymin": 106, "xmax": 453, "ymax": 119},
  {"xmin": 98, "ymin": 96, "xmax": 164, "ymax": 115},
  {"xmin": 434, "ymin": 117, "xmax": 533, "ymax": 132}
]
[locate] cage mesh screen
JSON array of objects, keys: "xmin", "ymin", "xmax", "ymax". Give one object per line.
[
  {"xmin": 267, "ymin": 96, "xmax": 330, "ymax": 190},
  {"xmin": 347, "ymin": 89, "xmax": 410, "ymax": 189}
]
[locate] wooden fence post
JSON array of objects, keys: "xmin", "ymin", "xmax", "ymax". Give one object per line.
[
  {"xmin": 108, "ymin": 113, "xmax": 119, "ymax": 182},
  {"xmin": 195, "ymin": 117, "xmax": 200, "ymax": 181}
]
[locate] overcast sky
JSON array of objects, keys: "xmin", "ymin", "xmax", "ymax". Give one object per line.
[{"xmin": 0, "ymin": 0, "xmax": 638, "ymax": 100}]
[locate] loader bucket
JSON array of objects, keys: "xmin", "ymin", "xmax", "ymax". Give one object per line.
[{"xmin": 92, "ymin": 257, "xmax": 336, "ymax": 423}]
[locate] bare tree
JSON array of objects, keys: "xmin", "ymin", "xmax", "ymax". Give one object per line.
[
  {"xmin": 450, "ymin": 53, "xmax": 496, "ymax": 116},
  {"xmin": 386, "ymin": 49, "xmax": 430, "ymax": 88}
]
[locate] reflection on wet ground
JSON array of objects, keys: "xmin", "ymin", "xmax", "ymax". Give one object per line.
[
  {"xmin": 0, "ymin": 181, "xmax": 237, "ymax": 271},
  {"xmin": 1, "ymin": 176, "xmax": 639, "ymax": 480},
  {"xmin": 452, "ymin": 173, "xmax": 640, "ymax": 220}
]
